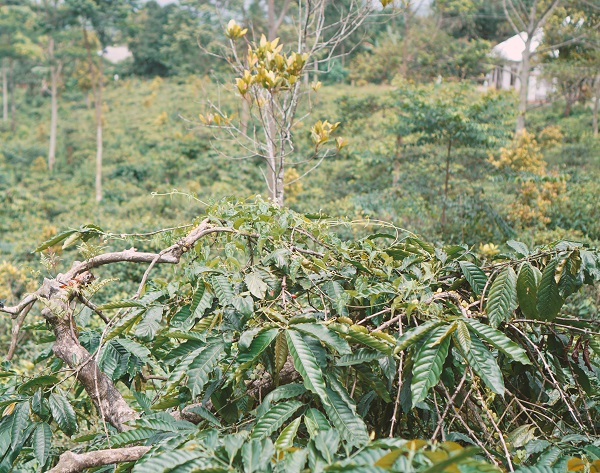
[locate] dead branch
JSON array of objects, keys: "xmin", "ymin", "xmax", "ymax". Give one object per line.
[{"xmin": 48, "ymin": 446, "xmax": 150, "ymax": 473}]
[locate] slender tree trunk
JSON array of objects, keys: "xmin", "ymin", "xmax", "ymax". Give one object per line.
[
  {"xmin": 95, "ymin": 59, "xmax": 104, "ymax": 203},
  {"xmin": 441, "ymin": 140, "xmax": 452, "ymax": 229},
  {"xmin": 83, "ymin": 27, "xmax": 104, "ymax": 202},
  {"xmin": 593, "ymin": 73, "xmax": 599, "ymax": 137},
  {"xmin": 48, "ymin": 37, "xmax": 61, "ymax": 172},
  {"xmin": 10, "ymin": 60, "xmax": 16, "ymax": 133},
  {"xmin": 265, "ymin": 100, "xmax": 279, "ymax": 205},
  {"xmin": 393, "ymin": 135, "xmax": 402, "ymax": 187},
  {"xmin": 516, "ymin": 38, "xmax": 532, "ymax": 133},
  {"xmin": 2, "ymin": 60, "xmax": 7, "ymax": 123}
]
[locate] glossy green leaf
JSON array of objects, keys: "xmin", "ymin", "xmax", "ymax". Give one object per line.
[
  {"xmin": 463, "ymin": 335, "xmax": 505, "ymax": 396},
  {"xmin": 322, "ymin": 386, "xmax": 369, "ymax": 447},
  {"xmin": 251, "ymin": 400, "xmax": 303, "ymax": 440},
  {"xmin": 465, "ymin": 319, "xmax": 530, "ymax": 365},
  {"xmin": 395, "ymin": 320, "xmax": 445, "ymax": 352},
  {"xmin": 411, "ymin": 325, "xmax": 452, "ymax": 407},
  {"xmin": 48, "ymin": 392, "xmax": 77, "ymax": 436},
  {"xmin": 274, "ymin": 417, "xmax": 302, "ymax": 450},
  {"xmin": 486, "ymin": 267, "xmax": 517, "ymax": 328},
  {"xmin": 187, "ymin": 341, "xmax": 225, "ymax": 397},
  {"xmin": 459, "ymin": 261, "xmax": 487, "ymax": 295},
  {"xmin": 536, "ymin": 260, "xmax": 564, "ymax": 321},
  {"xmin": 291, "ymin": 323, "xmax": 352, "ymax": 355},
  {"xmin": 32, "ymin": 423, "xmax": 51, "ymax": 466},
  {"xmin": 286, "ymin": 330, "xmax": 329, "ymax": 405},
  {"xmin": 517, "ymin": 262, "xmax": 540, "ymax": 319},
  {"xmin": 237, "ymin": 328, "xmax": 279, "ymax": 375}
]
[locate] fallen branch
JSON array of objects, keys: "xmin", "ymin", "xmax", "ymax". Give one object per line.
[{"xmin": 48, "ymin": 446, "xmax": 150, "ymax": 473}]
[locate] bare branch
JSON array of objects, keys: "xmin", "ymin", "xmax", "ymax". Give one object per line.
[{"xmin": 48, "ymin": 446, "xmax": 150, "ymax": 473}]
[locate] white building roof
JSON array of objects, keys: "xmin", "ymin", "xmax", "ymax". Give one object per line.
[
  {"xmin": 100, "ymin": 46, "xmax": 132, "ymax": 64},
  {"xmin": 491, "ymin": 30, "xmax": 543, "ymax": 62}
]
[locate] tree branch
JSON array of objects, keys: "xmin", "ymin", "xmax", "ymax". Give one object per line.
[{"xmin": 48, "ymin": 446, "xmax": 150, "ymax": 473}]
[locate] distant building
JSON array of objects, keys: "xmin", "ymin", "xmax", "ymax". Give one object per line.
[
  {"xmin": 99, "ymin": 46, "xmax": 133, "ymax": 64},
  {"xmin": 485, "ymin": 31, "xmax": 553, "ymax": 103}
]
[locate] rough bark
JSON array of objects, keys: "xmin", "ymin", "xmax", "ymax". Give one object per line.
[
  {"xmin": 48, "ymin": 446, "xmax": 150, "ymax": 473},
  {"xmin": 1, "ymin": 220, "xmax": 213, "ymax": 431}
]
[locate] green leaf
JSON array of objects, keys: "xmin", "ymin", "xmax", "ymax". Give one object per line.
[
  {"xmin": 454, "ymin": 321, "xmax": 471, "ymax": 353},
  {"xmin": 286, "ymin": 330, "xmax": 329, "ymax": 405},
  {"xmin": 211, "ymin": 275, "xmax": 234, "ymax": 305},
  {"xmin": 322, "ymin": 386, "xmax": 369, "ymax": 447},
  {"xmin": 322, "ymin": 281, "xmax": 349, "ymax": 316},
  {"xmin": 96, "ymin": 300, "xmax": 145, "ymax": 311},
  {"xmin": 507, "ymin": 240, "xmax": 529, "ymax": 257},
  {"xmin": 237, "ymin": 328, "xmax": 279, "ymax": 375},
  {"xmin": 274, "ymin": 417, "xmax": 302, "ymax": 450},
  {"xmin": 242, "ymin": 438, "xmax": 275, "ymax": 473},
  {"xmin": 32, "ymin": 423, "xmax": 51, "ymax": 466},
  {"xmin": 110, "ymin": 428, "xmax": 154, "ymax": 448},
  {"xmin": 463, "ymin": 336, "xmax": 505, "ymax": 396},
  {"xmin": 191, "ymin": 281, "xmax": 214, "ymax": 319},
  {"xmin": 17, "ymin": 376, "xmax": 59, "ymax": 394},
  {"xmin": 34, "ymin": 230, "xmax": 77, "ymax": 252},
  {"xmin": 245, "ymin": 271, "xmax": 268, "ymax": 299},
  {"xmin": 557, "ymin": 253, "xmax": 582, "ymax": 299},
  {"xmin": 536, "ymin": 260, "xmax": 564, "ymax": 321},
  {"xmin": 459, "ymin": 261, "xmax": 487, "ymax": 295},
  {"xmin": 185, "ymin": 405, "xmax": 222, "ymax": 427},
  {"xmin": 420, "ymin": 447, "xmax": 482, "ymax": 473},
  {"xmin": 11, "ymin": 402, "xmax": 31, "ymax": 447},
  {"xmin": 486, "ymin": 267, "xmax": 517, "ymax": 328},
  {"xmin": 395, "ymin": 320, "xmax": 445, "ymax": 352},
  {"xmin": 187, "ymin": 341, "xmax": 225, "ymax": 397},
  {"xmin": 336, "ymin": 349, "xmax": 382, "ymax": 366},
  {"xmin": 291, "ymin": 323, "xmax": 352, "ymax": 355},
  {"xmin": 251, "ymin": 400, "xmax": 303, "ymax": 440},
  {"xmin": 48, "ymin": 392, "xmax": 77, "ymax": 436},
  {"xmin": 134, "ymin": 306, "xmax": 163, "ymax": 341},
  {"xmin": 131, "ymin": 450, "xmax": 204, "ymax": 473},
  {"xmin": 465, "ymin": 319, "xmax": 530, "ymax": 365},
  {"xmin": 329, "ymin": 323, "xmax": 392, "ymax": 355},
  {"xmin": 411, "ymin": 325, "xmax": 452, "ymax": 407},
  {"xmin": 304, "ymin": 408, "xmax": 331, "ymax": 437},
  {"xmin": 517, "ymin": 262, "xmax": 540, "ymax": 319}
]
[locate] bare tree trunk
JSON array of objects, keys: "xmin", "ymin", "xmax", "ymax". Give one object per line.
[
  {"xmin": 48, "ymin": 37, "xmax": 61, "ymax": 172},
  {"xmin": 2, "ymin": 60, "xmax": 7, "ymax": 123},
  {"xmin": 95, "ymin": 62, "xmax": 103, "ymax": 202},
  {"xmin": 594, "ymin": 73, "xmax": 599, "ymax": 137},
  {"xmin": 10, "ymin": 60, "xmax": 16, "ymax": 133},
  {"xmin": 441, "ymin": 140, "xmax": 452, "ymax": 229},
  {"xmin": 516, "ymin": 38, "xmax": 531, "ymax": 133}
]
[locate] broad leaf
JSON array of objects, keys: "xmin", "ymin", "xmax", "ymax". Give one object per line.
[
  {"xmin": 411, "ymin": 325, "xmax": 452, "ymax": 407},
  {"xmin": 459, "ymin": 261, "xmax": 487, "ymax": 295},
  {"xmin": 517, "ymin": 262, "xmax": 540, "ymax": 319},
  {"xmin": 32, "ymin": 423, "xmax": 51, "ymax": 467},
  {"xmin": 463, "ymin": 336, "xmax": 505, "ymax": 396},
  {"xmin": 486, "ymin": 267, "xmax": 517, "ymax": 328},
  {"xmin": 536, "ymin": 260, "xmax": 564, "ymax": 321},
  {"xmin": 48, "ymin": 392, "xmax": 77, "ymax": 436},
  {"xmin": 251, "ymin": 400, "xmax": 303, "ymax": 440},
  {"xmin": 465, "ymin": 319, "xmax": 530, "ymax": 365},
  {"xmin": 291, "ymin": 323, "xmax": 352, "ymax": 355},
  {"xmin": 286, "ymin": 330, "xmax": 329, "ymax": 405}
]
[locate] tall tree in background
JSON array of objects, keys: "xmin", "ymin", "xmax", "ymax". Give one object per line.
[
  {"xmin": 66, "ymin": 0, "xmax": 133, "ymax": 202},
  {"xmin": 38, "ymin": 0, "xmax": 73, "ymax": 172},
  {"xmin": 503, "ymin": 0, "xmax": 599, "ymax": 132}
]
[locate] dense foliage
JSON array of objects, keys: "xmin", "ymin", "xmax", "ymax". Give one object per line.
[{"xmin": 0, "ymin": 200, "xmax": 599, "ymax": 471}]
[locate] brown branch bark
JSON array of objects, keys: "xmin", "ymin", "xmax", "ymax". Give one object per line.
[{"xmin": 48, "ymin": 446, "xmax": 150, "ymax": 473}]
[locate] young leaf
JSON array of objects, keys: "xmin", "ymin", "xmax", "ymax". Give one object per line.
[
  {"xmin": 486, "ymin": 267, "xmax": 517, "ymax": 328},
  {"xmin": 459, "ymin": 261, "xmax": 487, "ymax": 295},
  {"xmin": 410, "ymin": 325, "xmax": 452, "ymax": 407},
  {"xmin": 274, "ymin": 417, "xmax": 302, "ymax": 450},
  {"xmin": 517, "ymin": 262, "xmax": 540, "ymax": 319},
  {"xmin": 465, "ymin": 319, "xmax": 530, "ymax": 365}
]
